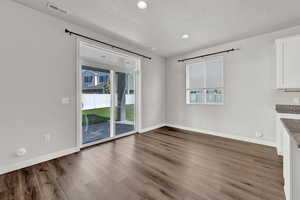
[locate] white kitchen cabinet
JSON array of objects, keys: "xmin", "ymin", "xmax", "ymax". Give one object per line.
[
  {"xmin": 294, "ymin": 142, "xmax": 300, "ymax": 200},
  {"xmin": 282, "ymin": 127, "xmax": 292, "ymax": 200},
  {"xmin": 278, "ymin": 119, "xmax": 300, "ymax": 200},
  {"xmin": 276, "ymin": 35, "xmax": 300, "ymax": 89},
  {"xmin": 276, "ymin": 113, "xmax": 300, "ymax": 156}
]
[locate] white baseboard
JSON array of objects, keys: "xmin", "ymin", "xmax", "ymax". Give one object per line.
[
  {"xmin": 165, "ymin": 123, "xmax": 277, "ymax": 147},
  {"xmin": 277, "ymin": 149, "xmax": 283, "ymax": 156},
  {"xmin": 1, "ymin": 124, "xmax": 276, "ymax": 175},
  {"xmin": 0, "ymin": 147, "xmax": 80, "ymax": 175},
  {"xmin": 139, "ymin": 124, "xmax": 166, "ymax": 133}
]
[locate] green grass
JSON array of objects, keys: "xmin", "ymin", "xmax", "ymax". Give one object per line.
[
  {"xmin": 82, "ymin": 108, "xmax": 110, "ymax": 126},
  {"xmin": 125, "ymin": 104, "xmax": 134, "ymax": 122},
  {"xmin": 82, "ymin": 104, "xmax": 134, "ymax": 126}
]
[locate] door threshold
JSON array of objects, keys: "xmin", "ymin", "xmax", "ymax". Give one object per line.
[{"xmin": 80, "ymin": 131, "xmax": 137, "ymax": 149}]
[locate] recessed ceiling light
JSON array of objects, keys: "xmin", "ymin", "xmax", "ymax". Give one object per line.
[
  {"xmin": 151, "ymin": 47, "xmax": 156, "ymax": 51},
  {"xmin": 137, "ymin": 1, "xmax": 148, "ymax": 9},
  {"xmin": 181, "ymin": 34, "xmax": 190, "ymax": 39}
]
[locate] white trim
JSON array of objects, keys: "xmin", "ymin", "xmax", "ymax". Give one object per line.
[
  {"xmin": 276, "ymin": 34, "xmax": 300, "ymax": 41},
  {"xmin": 110, "ymin": 70, "xmax": 115, "ymax": 138},
  {"xmin": 76, "ymin": 39, "xmax": 142, "ymax": 148},
  {"xmin": 165, "ymin": 123, "xmax": 277, "ymax": 147},
  {"xmin": 0, "ymin": 147, "xmax": 80, "ymax": 175},
  {"xmin": 80, "ymin": 40, "xmax": 141, "ymax": 64},
  {"xmin": 139, "ymin": 124, "xmax": 166, "ymax": 133},
  {"xmin": 76, "ymin": 39, "xmax": 82, "ymax": 148},
  {"xmin": 137, "ymin": 60, "xmax": 142, "ymax": 133}
]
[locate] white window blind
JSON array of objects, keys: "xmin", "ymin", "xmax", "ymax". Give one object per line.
[{"xmin": 186, "ymin": 57, "xmax": 224, "ymax": 104}]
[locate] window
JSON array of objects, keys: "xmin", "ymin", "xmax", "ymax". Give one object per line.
[
  {"xmin": 99, "ymin": 72, "xmax": 109, "ymax": 84},
  {"xmin": 84, "ymin": 76, "xmax": 93, "ymax": 83},
  {"xmin": 186, "ymin": 57, "xmax": 224, "ymax": 104},
  {"xmin": 99, "ymin": 75, "xmax": 105, "ymax": 83}
]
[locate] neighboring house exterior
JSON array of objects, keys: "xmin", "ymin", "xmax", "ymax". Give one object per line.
[
  {"xmin": 82, "ymin": 70, "xmax": 109, "ymax": 88},
  {"xmin": 82, "ymin": 70, "xmax": 96, "ymax": 88},
  {"xmin": 82, "ymin": 68, "xmax": 110, "ymax": 94},
  {"xmin": 82, "ymin": 67, "xmax": 134, "ymax": 95}
]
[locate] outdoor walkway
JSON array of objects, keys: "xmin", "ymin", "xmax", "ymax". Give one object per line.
[{"xmin": 82, "ymin": 122, "xmax": 134, "ymax": 144}]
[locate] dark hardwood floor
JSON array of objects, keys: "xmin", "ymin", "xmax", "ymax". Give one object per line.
[{"xmin": 0, "ymin": 127, "xmax": 285, "ymax": 200}]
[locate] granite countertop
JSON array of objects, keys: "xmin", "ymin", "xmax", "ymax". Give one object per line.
[
  {"xmin": 281, "ymin": 118, "xmax": 300, "ymax": 148},
  {"xmin": 276, "ymin": 104, "xmax": 300, "ymax": 114}
]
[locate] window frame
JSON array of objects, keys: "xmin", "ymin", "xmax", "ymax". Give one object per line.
[{"xmin": 186, "ymin": 56, "xmax": 224, "ymax": 105}]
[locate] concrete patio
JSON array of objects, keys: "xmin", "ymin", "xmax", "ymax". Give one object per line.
[{"xmin": 82, "ymin": 122, "xmax": 134, "ymax": 144}]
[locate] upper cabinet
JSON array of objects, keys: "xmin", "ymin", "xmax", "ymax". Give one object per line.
[{"xmin": 276, "ymin": 35, "xmax": 300, "ymax": 90}]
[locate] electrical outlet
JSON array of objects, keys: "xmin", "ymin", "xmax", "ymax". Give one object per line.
[
  {"xmin": 255, "ymin": 132, "xmax": 263, "ymax": 138},
  {"xmin": 44, "ymin": 133, "xmax": 51, "ymax": 143},
  {"xmin": 16, "ymin": 148, "xmax": 27, "ymax": 157}
]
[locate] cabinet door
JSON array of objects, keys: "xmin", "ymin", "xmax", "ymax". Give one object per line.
[
  {"xmin": 276, "ymin": 115, "xmax": 285, "ymax": 155},
  {"xmin": 284, "ymin": 36, "xmax": 300, "ymax": 88},
  {"xmin": 292, "ymin": 140, "xmax": 300, "ymax": 200},
  {"xmin": 283, "ymin": 129, "xmax": 292, "ymax": 200},
  {"xmin": 276, "ymin": 39, "xmax": 285, "ymax": 89}
]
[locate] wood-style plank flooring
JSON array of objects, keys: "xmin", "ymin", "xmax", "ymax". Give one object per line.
[{"xmin": 0, "ymin": 127, "xmax": 285, "ymax": 200}]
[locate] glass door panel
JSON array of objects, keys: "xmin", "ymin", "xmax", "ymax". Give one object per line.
[
  {"xmin": 81, "ymin": 66, "xmax": 112, "ymax": 144},
  {"xmin": 114, "ymin": 72, "xmax": 135, "ymax": 136}
]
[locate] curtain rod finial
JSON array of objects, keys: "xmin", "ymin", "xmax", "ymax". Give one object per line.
[{"xmin": 65, "ymin": 29, "xmax": 71, "ymax": 35}]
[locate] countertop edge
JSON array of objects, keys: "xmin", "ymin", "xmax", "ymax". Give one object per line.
[
  {"xmin": 276, "ymin": 104, "xmax": 300, "ymax": 115},
  {"xmin": 281, "ymin": 118, "xmax": 300, "ymax": 148}
]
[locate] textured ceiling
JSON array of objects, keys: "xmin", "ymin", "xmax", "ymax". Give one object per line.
[{"xmin": 13, "ymin": 0, "xmax": 300, "ymax": 57}]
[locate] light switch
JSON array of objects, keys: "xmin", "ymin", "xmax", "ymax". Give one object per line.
[
  {"xmin": 61, "ymin": 97, "xmax": 71, "ymax": 104},
  {"xmin": 293, "ymin": 97, "xmax": 300, "ymax": 104}
]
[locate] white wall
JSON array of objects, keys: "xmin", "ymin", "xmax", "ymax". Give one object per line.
[
  {"xmin": 0, "ymin": 0, "xmax": 165, "ymax": 171},
  {"xmin": 166, "ymin": 26, "xmax": 300, "ymax": 144},
  {"xmin": 4, "ymin": 0, "xmax": 300, "ymax": 174}
]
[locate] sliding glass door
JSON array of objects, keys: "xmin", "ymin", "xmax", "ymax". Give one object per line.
[
  {"xmin": 79, "ymin": 41, "xmax": 138, "ymax": 146},
  {"xmin": 81, "ymin": 66, "xmax": 112, "ymax": 144},
  {"xmin": 114, "ymin": 72, "xmax": 135, "ymax": 136}
]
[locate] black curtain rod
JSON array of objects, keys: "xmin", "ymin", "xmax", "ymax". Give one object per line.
[
  {"xmin": 178, "ymin": 48, "xmax": 239, "ymax": 62},
  {"xmin": 65, "ymin": 29, "xmax": 152, "ymax": 60}
]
